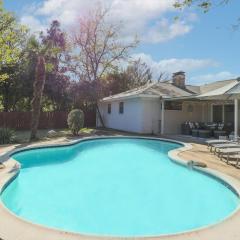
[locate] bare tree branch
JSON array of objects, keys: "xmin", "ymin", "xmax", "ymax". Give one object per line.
[{"xmin": 71, "ymin": 4, "xmax": 138, "ymax": 89}]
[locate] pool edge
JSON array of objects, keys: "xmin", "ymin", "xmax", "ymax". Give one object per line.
[{"xmin": 0, "ymin": 136, "xmax": 240, "ymax": 240}]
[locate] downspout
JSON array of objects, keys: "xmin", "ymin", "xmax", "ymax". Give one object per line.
[
  {"xmin": 96, "ymin": 102, "xmax": 105, "ymax": 128},
  {"xmin": 160, "ymin": 97, "xmax": 165, "ymax": 135},
  {"xmin": 234, "ymin": 98, "xmax": 238, "ymax": 140}
]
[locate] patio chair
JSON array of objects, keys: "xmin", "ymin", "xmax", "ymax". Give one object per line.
[
  {"xmin": 206, "ymin": 139, "xmax": 229, "ymax": 148},
  {"xmin": 218, "ymin": 148, "xmax": 240, "ymax": 161},
  {"xmin": 212, "ymin": 143, "xmax": 239, "ymax": 154},
  {"xmin": 224, "ymin": 154, "xmax": 240, "ymax": 166}
]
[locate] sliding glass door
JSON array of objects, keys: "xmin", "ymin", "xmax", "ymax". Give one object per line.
[
  {"xmin": 212, "ymin": 105, "xmax": 223, "ymax": 122},
  {"xmin": 212, "ymin": 104, "xmax": 234, "ymax": 123},
  {"xmin": 224, "ymin": 105, "xmax": 234, "ymax": 124}
]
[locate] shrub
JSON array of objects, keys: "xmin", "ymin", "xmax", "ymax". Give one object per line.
[
  {"xmin": 0, "ymin": 128, "xmax": 15, "ymax": 144},
  {"xmin": 67, "ymin": 109, "xmax": 84, "ymax": 136}
]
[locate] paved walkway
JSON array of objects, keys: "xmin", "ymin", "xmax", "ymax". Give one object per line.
[{"xmin": 178, "ymin": 143, "xmax": 240, "ymax": 181}]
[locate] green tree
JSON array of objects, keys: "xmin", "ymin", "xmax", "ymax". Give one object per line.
[
  {"xmin": 174, "ymin": 0, "xmax": 230, "ymax": 12},
  {"xmin": 28, "ymin": 21, "xmax": 68, "ymax": 141},
  {"xmin": 0, "ymin": 1, "xmax": 28, "ymax": 112},
  {"xmin": 30, "ymin": 56, "xmax": 46, "ymax": 141},
  {"xmin": 0, "ymin": 1, "xmax": 27, "ymax": 82}
]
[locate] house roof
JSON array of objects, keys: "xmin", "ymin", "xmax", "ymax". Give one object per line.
[
  {"xmin": 199, "ymin": 79, "xmax": 237, "ymax": 94},
  {"xmin": 226, "ymin": 79, "xmax": 240, "ymax": 95},
  {"xmin": 101, "ymin": 78, "xmax": 240, "ymax": 102},
  {"xmin": 198, "ymin": 80, "xmax": 239, "ymax": 99},
  {"xmin": 101, "ymin": 82, "xmax": 194, "ymax": 102}
]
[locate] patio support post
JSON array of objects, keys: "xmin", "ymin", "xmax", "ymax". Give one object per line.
[
  {"xmin": 210, "ymin": 103, "xmax": 213, "ymax": 122},
  {"xmin": 161, "ymin": 100, "xmax": 165, "ymax": 135},
  {"xmin": 234, "ymin": 98, "xmax": 238, "ymax": 140},
  {"xmin": 202, "ymin": 103, "xmax": 205, "ymax": 122},
  {"xmin": 222, "ymin": 104, "xmax": 225, "ymax": 123}
]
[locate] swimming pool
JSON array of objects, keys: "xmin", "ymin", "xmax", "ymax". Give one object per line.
[{"xmin": 1, "ymin": 138, "xmax": 239, "ymax": 237}]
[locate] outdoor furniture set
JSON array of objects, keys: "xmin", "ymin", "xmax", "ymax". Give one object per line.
[{"xmin": 181, "ymin": 122, "xmax": 233, "ymax": 138}]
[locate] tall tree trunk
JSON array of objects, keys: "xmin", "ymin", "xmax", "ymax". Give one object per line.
[
  {"xmin": 30, "ymin": 56, "xmax": 46, "ymax": 141},
  {"xmin": 96, "ymin": 103, "xmax": 105, "ymax": 128},
  {"xmin": 3, "ymin": 82, "xmax": 10, "ymax": 112},
  {"xmin": 95, "ymin": 78, "xmax": 105, "ymax": 128}
]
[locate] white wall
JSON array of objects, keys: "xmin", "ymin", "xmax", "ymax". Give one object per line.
[
  {"xmin": 140, "ymin": 99, "xmax": 161, "ymax": 134},
  {"xmin": 98, "ymin": 99, "xmax": 213, "ymax": 135},
  {"xmin": 97, "ymin": 98, "xmax": 143, "ymax": 133},
  {"xmin": 97, "ymin": 98, "xmax": 161, "ymax": 134}
]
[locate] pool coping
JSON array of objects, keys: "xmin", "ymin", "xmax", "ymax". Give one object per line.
[{"xmin": 1, "ymin": 136, "xmax": 240, "ymax": 240}]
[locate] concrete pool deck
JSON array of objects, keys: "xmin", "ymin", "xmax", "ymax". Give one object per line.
[{"xmin": 1, "ymin": 134, "xmax": 240, "ymax": 240}]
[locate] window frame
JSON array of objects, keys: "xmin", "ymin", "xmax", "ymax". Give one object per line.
[
  {"xmin": 119, "ymin": 102, "xmax": 124, "ymax": 114},
  {"xmin": 164, "ymin": 101, "xmax": 182, "ymax": 111},
  {"xmin": 107, "ymin": 103, "xmax": 111, "ymax": 114}
]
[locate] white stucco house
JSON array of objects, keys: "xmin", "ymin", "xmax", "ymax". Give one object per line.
[{"xmin": 97, "ymin": 72, "xmax": 240, "ymax": 137}]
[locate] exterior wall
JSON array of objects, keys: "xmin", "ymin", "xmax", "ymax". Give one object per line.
[
  {"xmin": 97, "ymin": 99, "xmax": 143, "ymax": 133},
  {"xmin": 98, "ymin": 99, "xmax": 239, "ymax": 135},
  {"xmin": 164, "ymin": 102, "xmax": 204, "ymax": 135},
  {"xmin": 206, "ymin": 101, "xmax": 240, "ymax": 134},
  {"xmin": 97, "ymin": 98, "xmax": 161, "ymax": 134},
  {"xmin": 141, "ymin": 99, "xmax": 161, "ymax": 134}
]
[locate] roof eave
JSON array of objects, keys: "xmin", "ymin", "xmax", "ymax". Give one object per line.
[
  {"xmin": 163, "ymin": 95, "xmax": 198, "ymax": 101},
  {"xmin": 100, "ymin": 93, "xmax": 161, "ymax": 102}
]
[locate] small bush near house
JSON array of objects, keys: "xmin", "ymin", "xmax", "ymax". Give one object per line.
[
  {"xmin": 0, "ymin": 128, "xmax": 15, "ymax": 144},
  {"xmin": 67, "ymin": 109, "xmax": 84, "ymax": 136}
]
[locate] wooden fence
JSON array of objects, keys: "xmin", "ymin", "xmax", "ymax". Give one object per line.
[{"xmin": 0, "ymin": 111, "xmax": 96, "ymax": 130}]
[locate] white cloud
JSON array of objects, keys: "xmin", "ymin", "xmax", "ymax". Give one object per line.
[
  {"xmin": 20, "ymin": 0, "xmax": 194, "ymax": 43},
  {"xmin": 144, "ymin": 18, "xmax": 192, "ymax": 43},
  {"xmin": 21, "ymin": 15, "xmax": 47, "ymax": 33},
  {"xmin": 132, "ymin": 53, "xmax": 218, "ymax": 79},
  {"xmin": 190, "ymin": 71, "xmax": 238, "ymax": 85}
]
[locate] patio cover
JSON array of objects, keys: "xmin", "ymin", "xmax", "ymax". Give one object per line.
[{"xmin": 197, "ymin": 80, "xmax": 240, "ymax": 100}]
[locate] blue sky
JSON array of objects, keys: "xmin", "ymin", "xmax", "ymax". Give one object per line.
[{"xmin": 4, "ymin": 0, "xmax": 240, "ymax": 85}]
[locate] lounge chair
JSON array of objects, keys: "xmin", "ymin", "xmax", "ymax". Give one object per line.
[
  {"xmin": 224, "ymin": 154, "xmax": 240, "ymax": 165},
  {"xmin": 206, "ymin": 139, "xmax": 229, "ymax": 148},
  {"xmin": 210, "ymin": 141, "xmax": 240, "ymax": 154},
  {"xmin": 212, "ymin": 143, "xmax": 239, "ymax": 154},
  {"xmin": 218, "ymin": 148, "xmax": 240, "ymax": 161}
]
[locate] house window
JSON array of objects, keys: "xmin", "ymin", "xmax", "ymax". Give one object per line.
[
  {"xmin": 212, "ymin": 105, "xmax": 223, "ymax": 122},
  {"xmin": 119, "ymin": 102, "xmax": 124, "ymax": 114},
  {"xmin": 212, "ymin": 104, "xmax": 234, "ymax": 123},
  {"xmin": 224, "ymin": 104, "xmax": 234, "ymax": 123},
  {"xmin": 165, "ymin": 101, "xmax": 182, "ymax": 110},
  {"xmin": 108, "ymin": 104, "xmax": 111, "ymax": 114}
]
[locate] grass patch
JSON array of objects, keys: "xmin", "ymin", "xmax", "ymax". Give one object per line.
[{"xmin": 80, "ymin": 128, "xmax": 95, "ymax": 134}]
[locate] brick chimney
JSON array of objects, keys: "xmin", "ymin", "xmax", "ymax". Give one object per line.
[{"xmin": 172, "ymin": 71, "xmax": 185, "ymax": 89}]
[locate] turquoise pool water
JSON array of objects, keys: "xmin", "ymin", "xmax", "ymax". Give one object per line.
[{"xmin": 1, "ymin": 138, "xmax": 239, "ymax": 237}]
